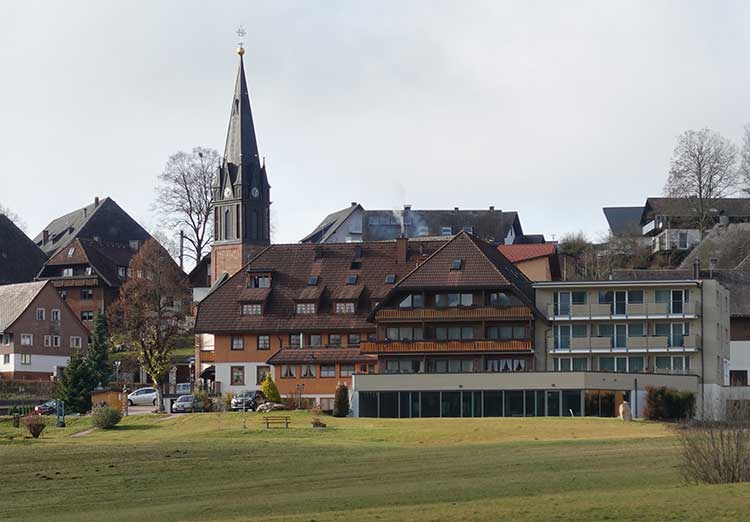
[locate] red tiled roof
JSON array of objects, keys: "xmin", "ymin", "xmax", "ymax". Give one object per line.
[
  {"xmin": 330, "ymin": 285, "xmax": 364, "ymax": 301},
  {"xmin": 238, "ymin": 287, "xmax": 272, "ymax": 302},
  {"xmin": 497, "ymin": 243, "xmax": 556, "ymax": 263},
  {"xmin": 266, "ymin": 348, "xmax": 376, "ymax": 364},
  {"xmin": 195, "ymin": 240, "xmax": 446, "ymax": 334}
]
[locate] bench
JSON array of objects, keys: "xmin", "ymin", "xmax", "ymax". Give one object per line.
[{"xmin": 263, "ymin": 415, "xmax": 291, "ymax": 429}]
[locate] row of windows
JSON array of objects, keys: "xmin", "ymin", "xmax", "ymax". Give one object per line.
[
  {"xmin": 384, "ymin": 325, "xmax": 528, "ymax": 342},
  {"xmin": 553, "ymin": 355, "xmax": 691, "ymax": 372},
  {"xmin": 280, "ymin": 364, "xmax": 356, "ymax": 379},
  {"xmin": 2, "ymin": 354, "xmax": 31, "ymax": 365},
  {"xmin": 230, "ymin": 365, "xmax": 271, "ymax": 386},
  {"xmin": 553, "ymin": 322, "xmax": 690, "ymax": 348},
  {"xmin": 382, "ymin": 358, "xmax": 529, "ymax": 374},
  {"xmin": 398, "ymin": 292, "xmax": 511, "ymax": 309},
  {"xmin": 17, "ymin": 334, "xmax": 82, "ymax": 348},
  {"xmin": 230, "ymin": 333, "xmax": 373, "ymax": 350},
  {"xmin": 553, "ymin": 289, "xmax": 690, "ymax": 315},
  {"xmin": 35, "ymin": 308, "xmax": 62, "ymax": 321}
]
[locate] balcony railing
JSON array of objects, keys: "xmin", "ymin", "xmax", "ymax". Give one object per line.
[
  {"xmin": 360, "ymin": 339, "xmax": 532, "ymax": 354},
  {"xmin": 549, "ymin": 334, "xmax": 701, "ymax": 352},
  {"xmin": 546, "ymin": 301, "xmax": 699, "ymax": 319},
  {"xmin": 376, "ymin": 306, "xmax": 532, "ymax": 322}
]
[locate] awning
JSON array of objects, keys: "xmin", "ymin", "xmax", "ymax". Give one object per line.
[{"xmin": 199, "ymin": 365, "xmax": 215, "ymax": 379}]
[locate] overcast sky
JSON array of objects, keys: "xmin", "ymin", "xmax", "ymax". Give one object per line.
[{"xmin": 2, "ymin": 1, "xmax": 750, "ymax": 249}]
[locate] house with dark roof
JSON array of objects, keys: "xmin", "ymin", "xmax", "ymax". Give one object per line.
[
  {"xmin": 195, "ymin": 237, "xmax": 446, "ymax": 407},
  {"xmin": 34, "ymin": 197, "xmax": 151, "ymax": 258},
  {"xmin": 0, "ymin": 214, "xmax": 47, "ymax": 285},
  {"xmin": 0, "ymin": 281, "xmax": 89, "ymax": 380},
  {"xmin": 36, "ymin": 238, "xmax": 144, "ymax": 330},
  {"xmin": 640, "ymin": 197, "xmax": 750, "ymax": 253},
  {"xmin": 301, "ymin": 203, "xmax": 535, "ymax": 245}
]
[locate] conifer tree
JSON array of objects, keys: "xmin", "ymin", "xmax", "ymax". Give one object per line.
[
  {"xmin": 55, "ymin": 349, "xmax": 95, "ymax": 413},
  {"xmin": 333, "ymin": 383, "xmax": 350, "ymax": 417},
  {"xmin": 260, "ymin": 374, "xmax": 281, "ymax": 403},
  {"xmin": 87, "ymin": 313, "xmax": 111, "ymax": 387}
]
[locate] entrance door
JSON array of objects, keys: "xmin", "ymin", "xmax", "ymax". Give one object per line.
[{"xmin": 546, "ymin": 390, "xmax": 561, "ymax": 416}]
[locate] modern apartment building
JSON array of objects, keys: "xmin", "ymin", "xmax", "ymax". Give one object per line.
[{"xmin": 351, "ymin": 256, "xmax": 732, "ymax": 418}]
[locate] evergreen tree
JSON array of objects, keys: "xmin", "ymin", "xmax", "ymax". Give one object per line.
[
  {"xmin": 87, "ymin": 313, "xmax": 111, "ymax": 387},
  {"xmin": 56, "ymin": 349, "xmax": 95, "ymax": 413},
  {"xmin": 260, "ymin": 374, "xmax": 281, "ymax": 403},
  {"xmin": 333, "ymin": 383, "xmax": 350, "ymax": 417}
]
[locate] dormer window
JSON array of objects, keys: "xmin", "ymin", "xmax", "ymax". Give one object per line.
[
  {"xmin": 436, "ymin": 293, "xmax": 472, "ymax": 308},
  {"xmin": 67, "ymin": 247, "xmax": 75, "ymax": 257},
  {"xmin": 346, "ymin": 274, "xmax": 358, "ymax": 285},
  {"xmin": 450, "ymin": 259, "xmax": 463, "ymax": 270},
  {"xmin": 84, "ymin": 267, "xmax": 94, "ymax": 276},
  {"xmin": 129, "ymin": 240, "xmax": 140, "ymax": 251},
  {"xmin": 462, "ymin": 226, "xmax": 473, "ymax": 234},
  {"xmin": 335, "ymin": 302, "xmax": 355, "ymax": 314},
  {"xmin": 441, "ymin": 226, "xmax": 452, "ymax": 236},
  {"xmin": 62, "ymin": 268, "xmax": 73, "ymax": 277},
  {"xmin": 384, "ymin": 274, "xmax": 396, "ymax": 284},
  {"xmin": 118, "ymin": 267, "xmax": 127, "ymax": 278},
  {"xmin": 241, "ymin": 303, "xmax": 262, "ymax": 316},
  {"xmin": 489, "ymin": 292, "xmax": 510, "ymax": 307},
  {"xmin": 399, "ymin": 294, "xmax": 424, "ymax": 309},
  {"xmin": 296, "ymin": 303, "xmax": 316, "ymax": 315},
  {"xmin": 249, "ymin": 275, "xmax": 271, "ymax": 288}
]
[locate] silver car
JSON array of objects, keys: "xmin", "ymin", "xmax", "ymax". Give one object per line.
[
  {"xmin": 171, "ymin": 395, "xmax": 203, "ymax": 413},
  {"xmin": 127, "ymin": 387, "xmax": 158, "ymax": 406}
]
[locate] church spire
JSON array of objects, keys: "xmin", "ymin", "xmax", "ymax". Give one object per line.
[{"xmin": 223, "ymin": 48, "xmax": 261, "ymax": 177}]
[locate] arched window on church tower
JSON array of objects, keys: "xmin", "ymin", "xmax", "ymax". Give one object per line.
[{"xmin": 224, "ymin": 208, "xmax": 231, "ymax": 240}]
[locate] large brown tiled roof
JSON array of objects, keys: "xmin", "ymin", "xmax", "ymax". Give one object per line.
[
  {"xmin": 195, "ymin": 239, "xmax": 446, "ymax": 334},
  {"xmin": 266, "ymin": 348, "xmax": 376, "ymax": 365},
  {"xmin": 39, "ymin": 238, "xmax": 138, "ymax": 287},
  {"xmin": 497, "ymin": 243, "xmax": 556, "ymax": 263}
]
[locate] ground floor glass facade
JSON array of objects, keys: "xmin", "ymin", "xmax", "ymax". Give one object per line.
[{"xmin": 358, "ymin": 389, "xmax": 587, "ymax": 418}]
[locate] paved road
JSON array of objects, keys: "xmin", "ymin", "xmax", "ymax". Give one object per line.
[{"xmin": 126, "ymin": 405, "xmax": 157, "ymax": 416}]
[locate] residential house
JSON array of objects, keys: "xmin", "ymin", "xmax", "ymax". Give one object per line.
[
  {"xmin": 195, "ymin": 238, "xmax": 446, "ymax": 408},
  {"xmin": 0, "ymin": 213, "xmax": 47, "ymax": 285},
  {"xmin": 0, "ymin": 281, "xmax": 89, "ymax": 380},
  {"xmin": 301, "ymin": 203, "xmax": 539, "ymax": 245},
  {"xmin": 497, "ymin": 243, "xmax": 561, "ymax": 281}
]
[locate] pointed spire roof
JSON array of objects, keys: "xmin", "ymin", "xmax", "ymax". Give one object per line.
[{"xmin": 223, "ymin": 51, "xmax": 261, "ymax": 182}]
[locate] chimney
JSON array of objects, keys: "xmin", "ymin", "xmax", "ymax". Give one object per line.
[
  {"xmin": 94, "ymin": 196, "xmax": 100, "ymax": 207},
  {"xmin": 42, "ymin": 230, "xmax": 49, "ymax": 243},
  {"xmin": 314, "ymin": 245, "xmax": 323, "ymax": 261},
  {"xmin": 489, "ymin": 205, "xmax": 495, "ymax": 211},
  {"xmin": 403, "ymin": 204, "xmax": 411, "ymax": 211},
  {"xmin": 454, "ymin": 207, "xmax": 459, "ymax": 212},
  {"xmin": 692, "ymin": 259, "xmax": 700, "ymax": 279},
  {"xmin": 396, "ymin": 237, "xmax": 408, "ymax": 265},
  {"xmin": 83, "ymin": 208, "xmax": 87, "ymax": 218},
  {"xmin": 350, "ymin": 201, "xmax": 357, "ymax": 207}
]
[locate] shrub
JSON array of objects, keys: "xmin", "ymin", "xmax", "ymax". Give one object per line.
[
  {"xmin": 195, "ymin": 389, "xmax": 214, "ymax": 412},
  {"xmin": 644, "ymin": 386, "xmax": 695, "ymax": 420},
  {"xmin": 260, "ymin": 374, "xmax": 281, "ymax": 404},
  {"xmin": 23, "ymin": 414, "xmax": 46, "ymax": 438},
  {"xmin": 91, "ymin": 406, "xmax": 122, "ymax": 429},
  {"xmin": 223, "ymin": 392, "xmax": 235, "ymax": 411},
  {"xmin": 333, "ymin": 383, "xmax": 350, "ymax": 417},
  {"xmin": 678, "ymin": 418, "xmax": 750, "ymax": 484}
]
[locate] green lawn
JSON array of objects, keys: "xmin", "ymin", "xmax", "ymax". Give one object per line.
[{"xmin": 0, "ymin": 412, "xmax": 748, "ymax": 521}]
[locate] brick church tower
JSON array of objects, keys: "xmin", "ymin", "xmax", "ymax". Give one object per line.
[{"xmin": 211, "ymin": 44, "xmax": 271, "ymax": 281}]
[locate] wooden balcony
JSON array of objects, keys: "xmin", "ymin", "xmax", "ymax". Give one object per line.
[
  {"xmin": 198, "ymin": 350, "xmax": 215, "ymax": 363},
  {"xmin": 375, "ymin": 306, "xmax": 532, "ymax": 322},
  {"xmin": 360, "ymin": 339, "xmax": 532, "ymax": 354}
]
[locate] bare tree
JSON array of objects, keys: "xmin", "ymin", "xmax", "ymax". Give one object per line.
[
  {"xmin": 0, "ymin": 202, "xmax": 26, "ymax": 232},
  {"xmin": 664, "ymin": 128, "xmax": 739, "ymax": 233},
  {"xmin": 154, "ymin": 147, "xmax": 219, "ymax": 263},
  {"xmin": 108, "ymin": 239, "xmax": 191, "ymax": 411},
  {"xmin": 740, "ymin": 124, "xmax": 750, "ymax": 195}
]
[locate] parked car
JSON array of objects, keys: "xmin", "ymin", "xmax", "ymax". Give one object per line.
[
  {"xmin": 230, "ymin": 390, "xmax": 264, "ymax": 411},
  {"xmin": 34, "ymin": 400, "xmax": 58, "ymax": 415},
  {"xmin": 171, "ymin": 395, "xmax": 203, "ymax": 413},
  {"xmin": 127, "ymin": 387, "xmax": 158, "ymax": 406}
]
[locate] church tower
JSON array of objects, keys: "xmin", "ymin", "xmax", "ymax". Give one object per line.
[{"xmin": 211, "ymin": 43, "xmax": 271, "ymax": 281}]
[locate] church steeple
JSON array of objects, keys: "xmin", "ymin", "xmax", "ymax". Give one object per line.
[{"xmin": 211, "ymin": 39, "xmax": 272, "ymax": 281}]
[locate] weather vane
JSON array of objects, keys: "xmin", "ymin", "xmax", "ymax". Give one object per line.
[{"xmin": 236, "ymin": 26, "xmax": 246, "ymax": 55}]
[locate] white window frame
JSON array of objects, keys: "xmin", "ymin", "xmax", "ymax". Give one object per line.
[
  {"xmin": 241, "ymin": 303, "xmax": 262, "ymax": 316},
  {"xmin": 335, "ymin": 302, "xmax": 355, "ymax": 314},
  {"xmin": 320, "ymin": 365, "xmax": 336, "ymax": 378},
  {"xmin": 296, "ymin": 302, "xmax": 316, "ymax": 315},
  {"xmin": 43, "ymin": 335, "xmax": 51, "ymax": 347},
  {"xmin": 36, "ymin": 308, "xmax": 46, "ymax": 321},
  {"xmin": 20, "ymin": 334, "xmax": 33, "ymax": 346},
  {"xmin": 53, "ymin": 335, "xmax": 61, "ymax": 348},
  {"xmin": 20, "ymin": 353, "xmax": 31, "ymax": 365},
  {"xmin": 70, "ymin": 336, "xmax": 82, "ymax": 349},
  {"xmin": 51, "ymin": 309, "xmax": 61, "ymax": 321}
]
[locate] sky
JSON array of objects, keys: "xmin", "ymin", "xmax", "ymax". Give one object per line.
[{"xmin": 2, "ymin": 1, "xmax": 750, "ymax": 251}]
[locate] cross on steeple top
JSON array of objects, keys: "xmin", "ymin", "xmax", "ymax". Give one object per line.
[{"xmin": 236, "ymin": 26, "xmax": 246, "ymax": 55}]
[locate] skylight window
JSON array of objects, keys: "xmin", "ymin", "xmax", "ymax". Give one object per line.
[
  {"xmin": 450, "ymin": 259, "xmax": 463, "ymax": 270},
  {"xmin": 307, "ymin": 275, "xmax": 319, "ymax": 286},
  {"xmin": 384, "ymin": 274, "xmax": 396, "ymax": 284},
  {"xmin": 67, "ymin": 247, "xmax": 75, "ymax": 257},
  {"xmin": 346, "ymin": 274, "xmax": 358, "ymax": 285}
]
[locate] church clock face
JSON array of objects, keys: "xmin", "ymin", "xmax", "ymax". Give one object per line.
[
  {"xmin": 251, "ymin": 187, "xmax": 259, "ymax": 199},
  {"xmin": 224, "ymin": 187, "xmax": 233, "ymax": 199}
]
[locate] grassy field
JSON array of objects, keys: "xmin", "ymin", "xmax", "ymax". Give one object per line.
[{"xmin": 0, "ymin": 412, "xmax": 748, "ymax": 522}]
